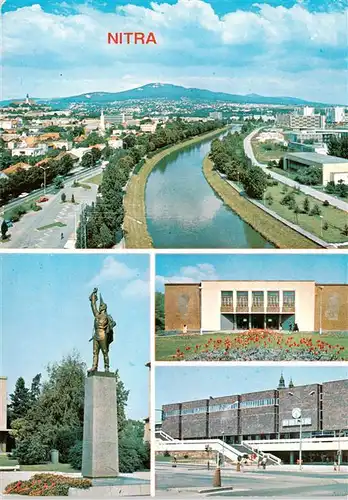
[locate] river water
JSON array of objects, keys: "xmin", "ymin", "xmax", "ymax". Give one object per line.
[{"xmin": 145, "ymin": 130, "xmax": 273, "ymax": 248}]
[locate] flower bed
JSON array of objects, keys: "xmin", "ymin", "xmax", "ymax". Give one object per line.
[
  {"xmin": 171, "ymin": 331, "xmax": 345, "ymax": 361},
  {"xmin": 4, "ymin": 473, "xmax": 91, "ymax": 496}
]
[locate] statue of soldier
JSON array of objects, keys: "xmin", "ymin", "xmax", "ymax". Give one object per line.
[{"xmin": 88, "ymin": 287, "xmax": 116, "ymax": 372}]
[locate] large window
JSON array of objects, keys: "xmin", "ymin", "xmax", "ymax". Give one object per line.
[
  {"xmin": 237, "ymin": 291, "xmax": 248, "ymax": 310},
  {"xmin": 181, "ymin": 407, "xmax": 207, "ymax": 416},
  {"xmin": 240, "ymin": 398, "xmax": 278, "ymax": 409},
  {"xmin": 209, "ymin": 402, "xmax": 238, "ymax": 413},
  {"xmin": 163, "ymin": 409, "xmax": 180, "ymax": 419},
  {"xmin": 283, "ymin": 291, "xmax": 295, "ymax": 311},
  {"xmin": 221, "ymin": 291, "xmax": 233, "ymax": 307},
  {"xmin": 267, "ymin": 291, "xmax": 279, "ymax": 311},
  {"xmin": 252, "ymin": 291, "xmax": 264, "ymax": 310}
]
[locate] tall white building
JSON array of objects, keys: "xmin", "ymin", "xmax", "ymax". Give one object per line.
[
  {"xmin": 327, "ymin": 107, "xmax": 346, "ymax": 124},
  {"xmin": 99, "ymin": 109, "xmax": 106, "ymax": 133},
  {"xmin": 302, "ymin": 106, "xmax": 314, "ymax": 117}
]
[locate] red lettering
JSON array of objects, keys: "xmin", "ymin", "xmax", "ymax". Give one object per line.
[
  {"xmin": 134, "ymin": 32, "xmax": 145, "ymax": 44},
  {"xmin": 107, "ymin": 33, "xmax": 118, "ymax": 44},
  {"xmin": 124, "ymin": 32, "xmax": 133, "ymax": 44},
  {"xmin": 146, "ymin": 32, "xmax": 157, "ymax": 44}
]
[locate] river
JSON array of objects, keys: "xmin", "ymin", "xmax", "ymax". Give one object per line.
[{"xmin": 145, "ymin": 129, "xmax": 273, "ymax": 248}]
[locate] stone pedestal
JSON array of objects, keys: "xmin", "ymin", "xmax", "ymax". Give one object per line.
[{"xmin": 82, "ymin": 372, "xmax": 119, "ymax": 478}]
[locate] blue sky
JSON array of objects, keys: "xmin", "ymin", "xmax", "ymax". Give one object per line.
[
  {"xmin": 156, "ymin": 366, "xmax": 348, "ymax": 413},
  {"xmin": 155, "ymin": 253, "xmax": 348, "ymax": 291},
  {"xmin": 2, "ymin": 0, "xmax": 347, "ymax": 103},
  {"xmin": 0, "ymin": 253, "xmax": 150, "ymax": 421}
]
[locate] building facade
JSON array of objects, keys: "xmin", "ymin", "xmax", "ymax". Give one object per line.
[
  {"xmin": 276, "ymin": 114, "xmax": 325, "ymax": 129},
  {"xmin": 0, "ymin": 377, "xmax": 8, "ymax": 453},
  {"xmin": 164, "ymin": 281, "xmax": 348, "ymax": 333},
  {"xmin": 162, "ymin": 378, "xmax": 348, "ymax": 445},
  {"xmin": 283, "ymin": 152, "xmax": 348, "ymax": 185}
]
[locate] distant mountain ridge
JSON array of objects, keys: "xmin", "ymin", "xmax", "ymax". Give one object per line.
[{"xmin": 1, "ymin": 83, "xmax": 330, "ymax": 107}]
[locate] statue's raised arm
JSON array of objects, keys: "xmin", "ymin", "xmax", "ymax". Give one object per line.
[{"xmin": 89, "ymin": 287, "xmax": 99, "ymax": 318}]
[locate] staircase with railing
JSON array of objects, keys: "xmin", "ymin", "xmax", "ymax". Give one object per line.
[{"xmin": 155, "ymin": 430, "xmax": 282, "ymax": 466}]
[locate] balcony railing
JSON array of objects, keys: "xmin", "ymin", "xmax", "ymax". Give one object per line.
[
  {"xmin": 283, "ymin": 302, "xmax": 295, "ymax": 312},
  {"xmin": 252, "ymin": 302, "xmax": 264, "ymax": 312},
  {"xmin": 221, "ymin": 302, "xmax": 234, "ymax": 313},
  {"xmin": 267, "ymin": 303, "xmax": 280, "ymax": 313},
  {"xmin": 236, "ymin": 302, "xmax": 249, "ymax": 312}
]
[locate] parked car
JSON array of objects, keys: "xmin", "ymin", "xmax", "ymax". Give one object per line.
[
  {"xmin": 38, "ymin": 196, "xmax": 49, "ymax": 203},
  {"xmin": 18, "ymin": 192, "xmax": 29, "ymax": 198}
]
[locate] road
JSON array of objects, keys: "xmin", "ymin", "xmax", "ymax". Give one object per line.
[
  {"xmin": 244, "ymin": 129, "xmax": 348, "ymax": 212},
  {"xmin": 156, "ymin": 463, "xmax": 348, "ymax": 498},
  {"xmin": 1, "ymin": 164, "xmax": 102, "ymax": 213},
  {"xmin": 1, "ymin": 177, "xmax": 99, "ymax": 249}
]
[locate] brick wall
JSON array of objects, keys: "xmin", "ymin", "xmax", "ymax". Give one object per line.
[
  {"xmin": 279, "ymin": 384, "xmax": 320, "ymax": 433},
  {"xmin": 314, "ymin": 285, "xmax": 348, "ymax": 331},
  {"xmin": 162, "ymin": 403, "xmax": 181, "ymax": 439},
  {"xmin": 181, "ymin": 399, "xmax": 208, "ymax": 439},
  {"xmin": 322, "ymin": 380, "xmax": 348, "ymax": 430},
  {"xmin": 165, "ymin": 284, "xmax": 201, "ymax": 331},
  {"xmin": 240, "ymin": 390, "xmax": 277, "ymax": 435},
  {"xmin": 208, "ymin": 395, "xmax": 239, "ymax": 437}
]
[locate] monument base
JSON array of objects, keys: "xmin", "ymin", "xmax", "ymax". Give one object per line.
[
  {"xmin": 68, "ymin": 477, "xmax": 150, "ymax": 497},
  {"xmin": 82, "ymin": 371, "xmax": 119, "ymax": 478}
]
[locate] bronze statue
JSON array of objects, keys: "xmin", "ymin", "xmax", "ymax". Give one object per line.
[{"xmin": 88, "ymin": 287, "xmax": 116, "ymax": 372}]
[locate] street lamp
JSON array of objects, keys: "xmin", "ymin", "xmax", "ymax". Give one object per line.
[
  {"xmin": 319, "ymin": 215, "xmax": 323, "ymax": 238},
  {"xmin": 318, "ymin": 286, "xmax": 324, "ymax": 335},
  {"xmin": 40, "ymin": 165, "xmax": 50, "ymax": 195},
  {"xmin": 289, "ymin": 391, "xmax": 315, "ymax": 471}
]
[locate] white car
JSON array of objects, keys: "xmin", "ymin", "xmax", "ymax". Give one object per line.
[{"xmin": 18, "ymin": 192, "xmax": 29, "ymax": 198}]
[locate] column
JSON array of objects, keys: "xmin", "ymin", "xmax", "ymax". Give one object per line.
[{"xmin": 290, "ymin": 451, "xmax": 295, "ymax": 465}]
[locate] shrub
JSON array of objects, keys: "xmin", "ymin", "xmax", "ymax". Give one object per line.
[
  {"xmin": 323, "ymin": 200, "xmax": 330, "ymax": 207},
  {"xmin": 4, "ymin": 473, "xmax": 91, "ymax": 496},
  {"xmin": 14, "ymin": 438, "xmax": 47, "ymax": 465},
  {"xmin": 310, "ymin": 204, "xmax": 321, "ymax": 216},
  {"xmin": 164, "ymin": 449, "xmax": 171, "ymax": 457},
  {"xmin": 56, "ymin": 427, "xmax": 82, "ymax": 464},
  {"xmin": 68, "ymin": 440, "xmax": 83, "ymax": 470},
  {"xmin": 61, "ymin": 192, "xmax": 66, "ymax": 203},
  {"xmin": 323, "ymin": 221, "xmax": 329, "ymax": 231}
]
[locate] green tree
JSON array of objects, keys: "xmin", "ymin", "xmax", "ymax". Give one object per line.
[
  {"xmin": 323, "ymin": 221, "xmax": 329, "ymax": 231},
  {"xmin": 310, "ymin": 204, "xmax": 321, "ymax": 216},
  {"xmin": 71, "ymin": 193, "xmax": 75, "ymax": 204},
  {"xmin": 303, "ymin": 197, "xmax": 310, "ymax": 213},
  {"xmin": 155, "ymin": 292, "xmax": 165, "ymax": 332},
  {"xmin": 342, "ymin": 224, "xmax": 348, "ymax": 236},
  {"xmin": 30, "ymin": 374, "xmax": 42, "ymax": 404},
  {"xmin": 9, "ymin": 377, "xmax": 31, "ymax": 421},
  {"xmin": 61, "ymin": 192, "xmax": 66, "ymax": 203},
  {"xmin": 243, "ymin": 167, "xmax": 267, "ymax": 199},
  {"xmin": 1, "ymin": 219, "xmax": 9, "ymax": 240}
]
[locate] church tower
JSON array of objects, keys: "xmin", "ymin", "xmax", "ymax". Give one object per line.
[
  {"xmin": 99, "ymin": 109, "xmax": 106, "ymax": 133},
  {"xmin": 277, "ymin": 373, "xmax": 285, "ymax": 390}
]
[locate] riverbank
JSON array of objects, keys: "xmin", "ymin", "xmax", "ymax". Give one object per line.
[
  {"xmin": 202, "ymin": 156, "xmax": 320, "ymax": 249},
  {"xmin": 123, "ymin": 126, "xmax": 229, "ymax": 248}
]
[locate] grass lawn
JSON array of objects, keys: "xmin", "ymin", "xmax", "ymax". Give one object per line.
[
  {"xmin": 123, "ymin": 127, "xmax": 230, "ymax": 248},
  {"xmin": 203, "ymin": 157, "xmax": 318, "ymax": 249},
  {"xmin": 37, "ymin": 221, "xmax": 67, "ymax": 231},
  {"xmin": 0, "ymin": 456, "xmax": 79, "ymax": 472},
  {"xmin": 155, "ymin": 332, "xmax": 348, "ymax": 361},
  {"xmin": 251, "ymin": 140, "xmax": 286, "ymax": 163},
  {"xmin": 84, "ymin": 173, "xmax": 103, "ymax": 185},
  {"xmin": 262, "ymin": 184, "xmax": 348, "ymax": 243}
]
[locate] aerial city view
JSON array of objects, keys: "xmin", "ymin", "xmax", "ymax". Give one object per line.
[{"xmin": 1, "ymin": 0, "xmax": 347, "ymax": 499}]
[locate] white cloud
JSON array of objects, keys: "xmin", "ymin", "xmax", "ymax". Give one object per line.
[
  {"xmin": 121, "ymin": 279, "xmax": 149, "ymax": 298},
  {"xmin": 2, "ymin": 0, "xmax": 347, "ymax": 102},
  {"xmin": 89, "ymin": 256, "xmax": 139, "ymax": 286},
  {"xmin": 156, "ymin": 262, "xmax": 219, "ymax": 288}
]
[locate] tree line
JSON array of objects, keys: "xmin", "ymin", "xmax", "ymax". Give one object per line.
[
  {"xmin": 209, "ymin": 125, "xmax": 268, "ymax": 200},
  {"xmin": 76, "ymin": 118, "xmax": 224, "ymax": 248},
  {"xmin": 7, "ymin": 352, "xmax": 149, "ymax": 472}
]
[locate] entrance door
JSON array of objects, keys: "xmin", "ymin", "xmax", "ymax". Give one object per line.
[
  {"xmin": 265, "ymin": 314, "xmax": 280, "ymax": 330},
  {"xmin": 251, "ymin": 314, "xmax": 264, "ymax": 329},
  {"xmin": 236, "ymin": 315, "xmax": 249, "ymax": 330}
]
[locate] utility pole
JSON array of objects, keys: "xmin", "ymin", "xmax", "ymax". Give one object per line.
[{"xmin": 40, "ymin": 165, "xmax": 50, "ymax": 195}]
